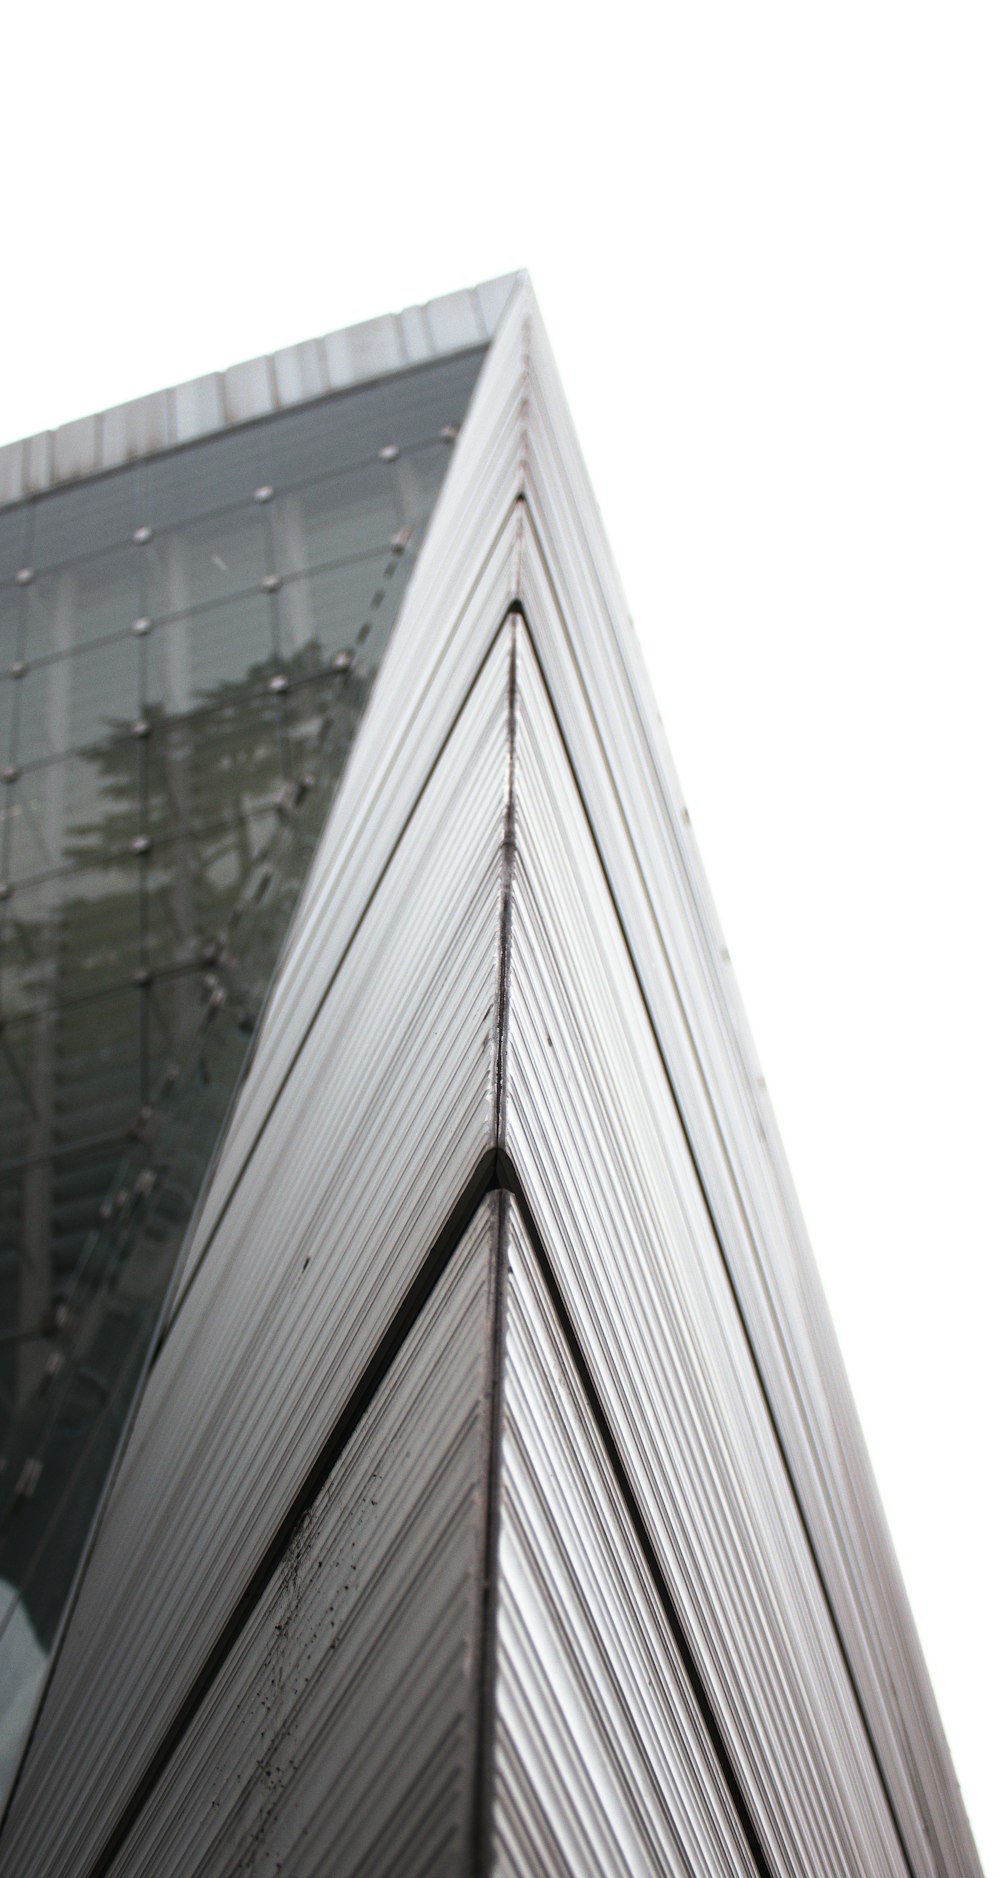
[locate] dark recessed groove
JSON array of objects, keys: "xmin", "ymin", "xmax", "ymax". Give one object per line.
[{"xmin": 466, "ymin": 1190, "xmax": 510, "ymax": 1878}]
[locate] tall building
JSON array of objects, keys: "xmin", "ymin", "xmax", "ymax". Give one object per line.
[{"xmin": 0, "ymin": 276, "xmax": 981, "ymax": 1874}]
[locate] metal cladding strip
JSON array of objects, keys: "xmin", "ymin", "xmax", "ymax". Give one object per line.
[
  {"xmin": 516, "ymin": 302, "xmax": 977, "ymax": 1875},
  {"xmin": 508, "ymin": 314, "xmax": 921, "ymax": 1857},
  {"xmin": 0, "ymin": 628, "xmax": 515, "ymax": 1878},
  {"xmin": 492, "ymin": 1199, "xmax": 759, "ymax": 1878},
  {"xmin": 512, "ymin": 514, "xmax": 945, "ymax": 1861},
  {"xmin": 500, "ymin": 636, "xmax": 908, "ymax": 1877},
  {"xmin": 107, "ymin": 1199, "xmax": 500, "ymax": 1878},
  {"xmin": 0, "ymin": 274, "xmax": 523, "ymax": 506},
  {"xmin": 166, "ymin": 296, "xmax": 529, "ymax": 1297}
]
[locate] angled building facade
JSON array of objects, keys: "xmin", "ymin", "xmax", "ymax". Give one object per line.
[{"xmin": 0, "ymin": 278, "xmax": 981, "ymax": 1874}]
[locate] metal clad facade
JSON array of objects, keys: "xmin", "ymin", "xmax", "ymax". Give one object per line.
[
  {"xmin": 0, "ymin": 278, "xmax": 980, "ymax": 1877},
  {"xmin": 503, "ymin": 634, "xmax": 905, "ymax": 1873},
  {"xmin": 519, "ymin": 309, "xmax": 971, "ymax": 1872},
  {"xmin": 494, "ymin": 1203, "xmax": 758, "ymax": 1878}
]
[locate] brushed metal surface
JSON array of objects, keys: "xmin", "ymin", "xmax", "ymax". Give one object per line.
[
  {"xmin": 272, "ymin": 335, "xmax": 329, "ymax": 408},
  {"xmin": 183, "ymin": 268, "xmax": 975, "ymax": 1869},
  {"xmin": 108, "ymin": 1199, "xmax": 500, "ymax": 1878},
  {"xmin": 494, "ymin": 1200, "xmax": 757, "ymax": 1878},
  {"xmin": 425, "ymin": 288, "xmax": 491, "ymax": 354},
  {"xmin": 517, "ymin": 300, "xmax": 973, "ymax": 1874},
  {"xmin": 220, "ymin": 353, "xmax": 276, "ymax": 427},
  {"xmin": 22, "ymin": 427, "xmax": 53, "ymax": 498},
  {"xmin": 172, "ymin": 370, "xmax": 225, "ymax": 443},
  {"xmin": 0, "ymin": 437, "xmax": 24, "ymax": 507},
  {"xmin": 501, "ymin": 632, "xmax": 908, "ymax": 1876}
]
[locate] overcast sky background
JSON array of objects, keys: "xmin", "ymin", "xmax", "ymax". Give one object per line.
[{"xmin": 3, "ymin": 2, "xmax": 996, "ymax": 1864}]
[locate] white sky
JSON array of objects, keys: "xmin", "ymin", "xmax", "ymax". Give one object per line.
[{"xmin": 3, "ymin": 2, "xmax": 996, "ymax": 1864}]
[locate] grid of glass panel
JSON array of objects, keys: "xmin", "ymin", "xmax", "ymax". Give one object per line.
[{"xmin": 0, "ymin": 344, "xmax": 486, "ymax": 1795}]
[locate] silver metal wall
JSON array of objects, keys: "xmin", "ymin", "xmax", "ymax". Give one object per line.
[
  {"xmin": 0, "ymin": 280, "xmax": 980, "ymax": 1876},
  {"xmin": 494, "ymin": 1202, "xmax": 758, "ymax": 1877}
]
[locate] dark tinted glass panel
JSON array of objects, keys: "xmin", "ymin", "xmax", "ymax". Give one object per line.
[
  {"xmin": 5, "ymin": 746, "xmax": 142, "ymax": 878},
  {"xmin": 30, "ymin": 474, "xmax": 139, "ymax": 572},
  {"xmin": 142, "ymin": 424, "xmax": 268, "ymax": 528},
  {"xmin": 0, "ymin": 679, "xmax": 16, "ymax": 770},
  {"xmin": 144, "ymin": 593, "xmax": 275, "ymax": 711},
  {"xmin": 0, "ymin": 341, "xmax": 486, "ymax": 1797},
  {"xmin": 29, "ymin": 553, "xmax": 145, "ymax": 654},
  {"xmin": 272, "ymin": 463, "xmax": 399, "ymax": 574},
  {"xmin": 0, "ymin": 594, "xmax": 21, "ymax": 675},
  {"xmin": 0, "ymin": 507, "xmax": 30, "ymax": 585},
  {"xmin": 145, "ymin": 507, "xmax": 268, "ymax": 616}
]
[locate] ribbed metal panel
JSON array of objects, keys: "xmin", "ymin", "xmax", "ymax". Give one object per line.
[
  {"xmin": 344, "ymin": 312, "xmax": 407, "ymax": 382},
  {"xmin": 22, "ymin": 428, "xmax": 53, "ymax": 498},
  {"xmin": 493, "ymin": 1200, "xmax": 757, "ymax": 1878},
  {"xmin": 475, "ymin": 276, "xmax": 523, "ymax": 335},
  {"xmin": 220, "ymin": 353, "xmax": 275, "ymax": 426},
  {"xmin": 0, "ymin": 275, "xmax": 522, "ymax": 505},
  {"xmin": 425, "ymin": 288, "xmax": 490, "ymax": 354},
  {"xmin": 51, "ymin": 412, "xmax": 98, "ymax": 483},
  {"xmin": 0, "ymin": 437, "xmax": 24, "ymax": 507},
  {"xmin": 398, "ymin": 301, "xmax": 437, "ymax": 365},
  {"xmin": 517, "ymin": 304, "xmax": 975, "ymax": 1875},
  {"xmin": 0, "ymin": 627, "xmax": 514, "ymax": 1877},
  {"xmin": 502, "ymin": 630, "xmax": 907, "ymax": 1876},
  {"xmin": 108, "ymin": 1198, "xmax": 499, "ymax": 1878},
  {"xmin": 102, "ymin": 386, "xmax": 173, "ymax": 467},
  {"xmin": 272, "ymin": 335, "xmax": 329, "ymax": 408},
  {"xmin": 172, "ymin": 371, "xmax": 225, "ymax": 444},
  {"xmin": 0, "ymin": 273, "xmax": 978, "ymax": 1878}
]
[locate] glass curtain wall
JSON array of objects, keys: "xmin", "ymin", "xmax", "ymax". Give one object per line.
[{"xmin": 0, "ymin": 345, "xmax": 486, "ymax": 1794}]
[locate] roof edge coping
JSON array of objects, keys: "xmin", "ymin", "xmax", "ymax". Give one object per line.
[{"xmin": 0, "ymin": 272, "xmax": 526, "ymax": 511}]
